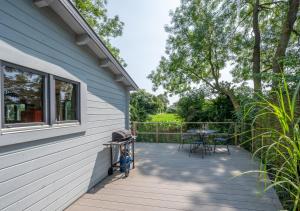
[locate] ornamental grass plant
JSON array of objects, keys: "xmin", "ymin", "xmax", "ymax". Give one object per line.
[{"xmin": 244, "ymin": 78, "xmax": 300, "ymax": 210}]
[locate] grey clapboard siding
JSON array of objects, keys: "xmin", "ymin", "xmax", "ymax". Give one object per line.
[{"xmin": 0, "ymin": 0, "xmax": 129, "ymax": 210}]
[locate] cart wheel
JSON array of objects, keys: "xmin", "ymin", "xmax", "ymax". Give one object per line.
[
  {"xmin": 108, "ymin": 167, "xmax": 113, "ymax": 176},
  {"xmin": 124, "ymin": 169, "xmax": 129, "ymax": 177}
]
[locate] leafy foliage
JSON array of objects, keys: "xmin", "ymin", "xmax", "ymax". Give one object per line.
[
  {"xmin": 176, "ymin": 91, "xmax": 235, "ymax": 122},
  {"xmin": 130, "ymin": 90, "xmax": 168, "ymax": 122},
  {"xmin": 155, "ymin": 94, "xmax": 169, "ymax": 113},
  {"xmin": 244, "ymin": 78, "xmax": 300, "ymax": 210},
  {"xmin": 223, "ymin": 0, "xmax": 300, "ymax": 89},
  {"xmin": 148, "ymin": 0, "xmax": 242, "ymax": 111},
  {"xmin": 201, "ymin": 95, "xmax": 235, "ymax": 122},
  {"xmin": 149, "ymin": 0, "xmax": 300, "ymax": 111},
  {"xmin": 176, "ymin": 91, "xmax": 206, "ymax": 122}
]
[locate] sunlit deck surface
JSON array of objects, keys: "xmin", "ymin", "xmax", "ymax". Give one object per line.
[{"xmin": 66, "ymin": 143, "xmax": 282, "ymax": 211}]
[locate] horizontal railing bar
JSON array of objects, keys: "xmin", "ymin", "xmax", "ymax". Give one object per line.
[
  {"xmin": 132, "ymin": 121, "xmax": 251, "ymax": 145},
  {"xmin": 136, "ymin": 132, "xmax": 231, "ymax": 135},
  {"xmin": 137, "ymin": 132, "xmax": 181, "ymax": 135},
  {"xmin": 133, "ymin": 121, "xmax": 236, "ymax": 124}
]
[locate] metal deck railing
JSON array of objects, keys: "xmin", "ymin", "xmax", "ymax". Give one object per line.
[{"xmin": 132, "ymin": 121, "xmax": 247, "ymax": 145}]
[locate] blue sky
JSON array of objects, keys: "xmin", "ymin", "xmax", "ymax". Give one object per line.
[{"xmin": 107, "ymin": 0, "xmax": 180, "ymax": 104}]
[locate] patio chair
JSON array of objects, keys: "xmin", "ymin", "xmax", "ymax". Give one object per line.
[
  {"xmin": 178, "ymin": 133, "xmax": 193, "ymax": 150},
  {"xmin": 187, "ymin": 129, "xmax": 207, "ymax": 158},
  {"xmin": 213, "ymin": 125, "xmax": 233, "ymax": 155},
  {"xmin": 189, "ymin": 138, "xmax": 206, "ymax": 158}
]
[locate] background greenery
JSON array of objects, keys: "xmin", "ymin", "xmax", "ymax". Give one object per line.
[
  {"xmin": 130, "ymin": 89, "xmax": 235, "ymax": 123},
  {"xmin": 148, "ymin": 113, "xmax": 183, "ymax": 123}
]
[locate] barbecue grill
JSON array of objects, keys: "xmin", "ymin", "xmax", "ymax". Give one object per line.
[
  {"xmin": 112, "ymin": 129, "xmax": 132, "ymax": 142},
  {"xmin": 103, "ymin": 129, "xmax": 135, "ymax": 176}
]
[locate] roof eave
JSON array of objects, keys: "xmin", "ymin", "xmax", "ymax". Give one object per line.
[{"xmin": 34, "ymin": 0, "xmax": 138, "ymax": 91}]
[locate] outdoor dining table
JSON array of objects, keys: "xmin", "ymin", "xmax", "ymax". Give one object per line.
[
  {"xmin": 199, "ymin": 129, "xmax": 217, "ymax": 136},
  {"xmin": 182, "ymin": 129, "xmax": 217, "ymax": 158}
]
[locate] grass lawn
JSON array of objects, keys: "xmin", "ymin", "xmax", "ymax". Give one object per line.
[{"xmin": 148, "ymin": 113, "xmax": 183, "ymax": 123}]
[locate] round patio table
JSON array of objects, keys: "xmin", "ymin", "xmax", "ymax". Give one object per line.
[{"xmin": 189, "ymin": 129, "xmax": 217, "ymax": 158}]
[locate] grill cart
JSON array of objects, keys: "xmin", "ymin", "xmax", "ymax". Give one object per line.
[{"xmin": 103, "ymin": 129, "xmax": 135, "ymax": 177}]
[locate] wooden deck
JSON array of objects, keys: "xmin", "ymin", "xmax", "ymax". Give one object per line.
[{"xmin": 66, "ymin": 143, "xmax": 282, "ymax": 211}]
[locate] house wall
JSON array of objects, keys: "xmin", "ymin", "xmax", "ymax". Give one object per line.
[{"xmin": 0, "ymin": 0, "xmax": 129, "ymax": 210}]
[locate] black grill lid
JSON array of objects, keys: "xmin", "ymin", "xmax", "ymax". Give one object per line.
[{"xmin": 112, "ymin": 129, "xmax": 132, "ymax": 142}]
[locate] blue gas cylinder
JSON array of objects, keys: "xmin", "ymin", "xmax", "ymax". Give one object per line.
[{"xmin": 120, "ymin": 154, "xmax": 131, "ymax": 173}]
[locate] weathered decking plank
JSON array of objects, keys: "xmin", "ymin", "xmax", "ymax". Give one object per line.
[{"xmin": 66, "ymin": 143, "xmax": 282, "ymax": 211}]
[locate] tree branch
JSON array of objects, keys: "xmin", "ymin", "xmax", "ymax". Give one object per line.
[
  {"xmin": 207, "ymin": 43, "xmax": 222, "ymax": 88},
  {"xmin": 260, "ymin": 5, "xmax": 273, "ymax": 10},
  {"xmin": 260, "ymin": 1, "xmax": 287, "ymax": 6},
  {"xmin": 185, "ymin": 69, "xmax": 217, "ymax": 91}
]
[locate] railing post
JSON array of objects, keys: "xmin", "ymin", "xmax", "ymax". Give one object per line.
[
  {"xmin": 261, "ymin": 135, "xmax": 264, "ymax": 157},
  {"xmin": 156, "ymin": 123, "xmax": 159, "ymax": 143},
  {"xmin": 234, "ymin": 123, "xmax": 238, "ymax": 145},
  {"xmin": 132, "ymin": 121, "xmax": 137, "ymax": 136},
  {"xmin": 241, "ymin": 121, "xmax": 244, "ymax": 145},
  {"xmin": 180, "ymin": 123, "xmax": 183, "ymax": 144},
  {"xmin": 251, "ymin": 124, "xmax": 254, "ymax": 153}
]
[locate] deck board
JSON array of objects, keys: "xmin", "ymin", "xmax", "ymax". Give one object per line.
[{"xmin": 66, "ymin": 143, "xmax": 282, "ymax": 211}]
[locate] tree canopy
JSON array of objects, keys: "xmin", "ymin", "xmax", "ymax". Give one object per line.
[
  {"xmin": 148, "ymin": 0, "xmax": 242, "ymax": 111},
  {"xmin": 175, "ymin": 91, "xmax": 235, "ymax": 122},
  {"xmin": 148, "ymin": 0, "xmax": 300, "ymax": 115},
  {"xmin": 130, "ymin": 90, "xmax": 168, "ymax": 122}
]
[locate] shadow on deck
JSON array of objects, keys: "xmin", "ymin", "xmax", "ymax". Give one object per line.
[{"xmin": 66, "ymin": 143, "xmax": 282, "ymax": 211}]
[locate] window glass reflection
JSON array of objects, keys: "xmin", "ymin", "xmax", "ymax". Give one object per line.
[
  {"xmin": 4, "ymin": 65, "xmax": 44, "ymax": 124},
  {"xmin": 55, "ymin": 79, "xmax": 77, "ymax": 122}
]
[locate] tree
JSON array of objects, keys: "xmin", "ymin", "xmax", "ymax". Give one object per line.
[
  {"xmin": 175, "ymin": 90, "xmax": 234, "ymax": 122},
  {"xmin": 272, "ymin": 0, "xmax": 300, "ymax": 82},
  {"xmin": 155, "ymin": 94, "xmax": 169, "ymax": 113},
  {"xmin": 148, "ymin": 0, "xmax": 240, "ymax": 112},
  {"xmin": 252, "ymin": 0, "xmax": 262, "ymax": 93},
  {"xmin": 176, "ymin": 91, "xmax": 205, "ymax": 122},
  {"xmin": 227, "ymin": 0, "xmax": 299, "ymax": 91},
  {"xmin": 72, "ymin": 0, "xmax": 126, "ymax": 66},
  {"xmin": 130, "ymin": 90, "xmax": 162, "ymax": 122},
  {"xmin": 201, "ymin": 95, "xmax": 235, "ymax": 122}
]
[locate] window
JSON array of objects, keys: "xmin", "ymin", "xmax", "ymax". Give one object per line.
[
  {"xmin": 3, "ymin": 64, "xmax": 45, "ymax": 126},
  {"xmin": 1, "ymin": 61, "xmax": 80, "ymax": 128},
  {"xmin": 55, "ymin": 79, "xmax": 78, "ymax": 122}
]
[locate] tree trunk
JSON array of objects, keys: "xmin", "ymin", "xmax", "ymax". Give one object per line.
[
  {"xmin": 214, "ymin": 87, "xmax": 240, "ymax": 112},
  {"xmin": 252, "ymin": 0, "xmax": 262, "ymax": 94},
  {"xmin": 225, "ymin": 91, "xmax": 240, "ymax": 112},
  {"xmin": 272, "ymin": 0, "xmax": 300, "ymax": 81},
  {"xmin": 202, "ymin": 79, "xmax": 240, "ymax": 113}
]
